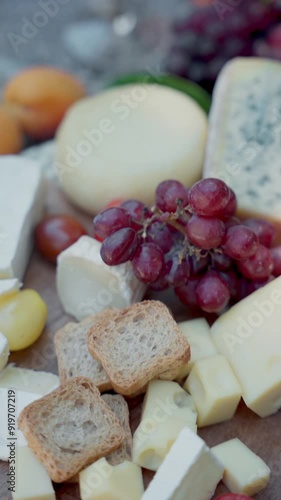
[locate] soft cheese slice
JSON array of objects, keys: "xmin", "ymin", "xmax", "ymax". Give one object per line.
[
  {"xmin": 12, "ymin": 446, "xmax": 55, "ymax": 500},
  {"xmin": 204, "ymin": 57, "xmax": 281, "ymax": 225},
  {"xmin": 80, "ymin": 458, "xmax": 144, "ymax": 500},
  {"xmin": 0, "ymin": 156, "xmax": 44, "ymax": 280},
  {"xmin": 0, "ymin": 365, "xmax": 59, "ymax": 394},
  {"xmin": 133, "ymin": 380, "xmax": 197, "ymax": 471},
  {"xmin": 176, "ymin": 319, "xmax": 217, "ymax": 381},
  {"xmin": 57, "ymin": 236, "xmax": 146, "ymax": 320},
  {"xmin": 211, "ymin": 276, "xmax": 281, "ymax": 417},
  {"xmin": 184, "ymin": 355, "xmax": 242, "ymax": 427},
  {"xmin": 141, "ymin": 427, "xmax": 223, "ymax": 500},
  {"xmin": 0, "ymin": 389, "xmax": 41, "ymax": 460},
  {"xmin": 212, "ymin": 438, "xmax": 270, "ymax": 496},
  {"xmin": 0, "ymin": 332, "xmax": 9, "ymax": 372}
]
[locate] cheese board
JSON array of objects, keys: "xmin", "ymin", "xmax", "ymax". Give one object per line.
[{"xmin": 0, "ymin": 179, "xmax": 280, "ymax": 499}]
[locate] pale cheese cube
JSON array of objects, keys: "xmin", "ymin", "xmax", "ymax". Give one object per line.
[
  {"xmin": 141, "ymin": 427, "xmax": 223, "ymax": 500},
  {"xmin": 79, "ymin": 458, "xmax": 144, "ymax": 500},
  {"xmin": 176, "ymin": 318, "xmax": 217, "ymax": 381},
  {"xmin": 57, "ymin": 236, "xmax": 146, "ymax": 320},
  {"xmin": 12, "ymin": 446, "xmax": 55, "ymax": 500},
  {"xmin": 0, "ymin": 332, "xmax": 9, "ymax": 372},
  {"xmin": 211, "ymin": 276, "xmax": 281, "ymax": 417},
  {"xmin": 184, "ymin": 355, "xmax": 242, "ymax": 427},
  {"xmin": 212, "ymin": 438, "xmax": 270, "ymax": 496},
  {"xmin": 0, "ymin": 365, "xmax": 59, "ymax": 395},
  {"xmin": 0, "ymin": 156, "xmax": 44, "ymax": 280},
  {"xmin": 132, "ymin": 380, "xmax": 197, "ymax": 471}
]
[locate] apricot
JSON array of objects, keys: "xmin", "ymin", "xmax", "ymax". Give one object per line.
[
  {"xmin": 0, "ymin": 106, "xmax": 24, "ymax": 154},
  {"xmin": 4, "ymin": 66, "xmax": 86, "ymax": 140}
]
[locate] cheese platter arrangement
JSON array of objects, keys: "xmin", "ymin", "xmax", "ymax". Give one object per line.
[{"xmin": 0, "ymin": 58, "xmax": 281, "ymax": 500}]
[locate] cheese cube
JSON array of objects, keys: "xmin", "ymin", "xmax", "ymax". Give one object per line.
[
  {"xmin": 176, "ymin": 318, "xmax": 217, "ymax": 381},
  {"xmin": 0, "ymin": 389, "xmax": 41, "ymax": 460},
  {"xmin": 12, "ymin": 446, "xmax": 55, "ymax": 500},
  {"xmin": 0, "ymin": 156, "xmax": 44, "ymax": 280},
  {"xmin": 57, "ymin": 236, "xmax": 146, "ymax": 320},
  {"xmin": 132, "ymin": 380, "xmax": 197, "ymax": 471},
  {"xmin": 79, "ymin": 458, "xmax": 144, "ymax": 500},
  {"xmin": 204, "ymin": 57, "xmax": 281, "ymax": 225},
  {"xmin": 212, "ymin": 438, "xmax": 270, "ymax": 496},
  {"xmin": 184, "ymin": 355, "xmax": 242, "ymax": 427},
  {"xmin": 0, "ymin": 332, "xmax": 9, "ymax": 372},
  {"xmin": 141, "ymin": 427, "xmax": 223, "ymax": 500},
  {"xmin": 211, "ymin": 276, "xmax": 281, "ymax": 417},
  {"xmin": 0, "ymin": 364, "xmax": 59, "ymax": 394}
]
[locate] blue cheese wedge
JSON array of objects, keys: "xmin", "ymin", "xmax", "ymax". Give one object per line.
[
  {"xmin": 0, "ymin": 156, "xmax": 44, "ymax": 280},
  {"xmin": 204, "ymin": 57, "xmax": 281, "ymax": 223}
]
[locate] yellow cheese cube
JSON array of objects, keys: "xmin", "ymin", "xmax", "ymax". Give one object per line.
[
  {"xmin": 184, "ymin": 355, "xmax": 242, "ymax": 427},
  {"xmin": 12, "ymin": 446, "xmax": 55, "ymax": 500},
  {"xmin": 212, "ymin": 438, "xmax": 270, "ymax": 496},
  {"xmin": 177, "ymin": 318, "xmax": 217, "ymax": 381},
  {"xmin": 132, "ymin": 380, "xmax": 197, "ymax": 471},
  {"xmin": 79, "ymin": 458, "xmax": 144, "ymax": 500}
]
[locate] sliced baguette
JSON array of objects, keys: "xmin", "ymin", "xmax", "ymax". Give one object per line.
[
  {"xmin": 54, "ymin": 311, "xmax": 115, "ymax": 391},
  {"xmin": 18, "ymin": 377, "xmax": 124, "ymax": 483},
  {"xmin": 87, "ymin": 300, "xmax": 190, "ymax": 396},
  {"xmin": 102, "ymin": 394, "xmax": 133, "ymax": 465}
]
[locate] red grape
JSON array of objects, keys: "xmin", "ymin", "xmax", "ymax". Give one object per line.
[
  {"xmin": 189, "ymin": 178, "xmax": 231, "ymax": 217},
  {"xmin": 270, "ymin": 246, "xmax": 281, "ymax": 276},
  {"xmin": 222, "ymin": 225, "xmax": 258, "ymax": 260},
  {"xmin": 223, "ymin": 188, "xmax": 237, "ymax": 218},
  {"xmin": 186, "ymin": 215, "xmax": 225, "ymax": 249},
  {"xmin": 247, "ymin": 277, "xmax": 273, "ymax": 294},
  {"xmin": 149, "ymin": 274, "xmax": 168, "ymax": 291},
  {"xmin": 188, "ymin": 253, "xmax": 210, "ymax": 276},
  {"xmin": 211, "ymin": 252, "xmax": 232, "ymax": 271},
  {"xmin": 132, "ymin": 243, "xmax": 165, "ymax": 283},
  {"xmin": 237, "ymin": 245, "xmax": 274, "ymax": 280},
  {"xmin": 100, "ymin": 228, "xmax": 138, "ymax": 265},
  {"xmin": 236, "ymin": 278, "xmax": 251, "ymax": 301},
  {"xmin": 175, "ymin": 277, "xmax": 200, "ymax": 307},
  {"xmin": 225, "ymin": 216, "xmax": 241, "ymax": 230},
  {"xmin": 155, "ymin": 179, "xmax": 188, "ymax": 212},
  {"xmin": 146, "ymin": 221, "xmax": 174, "ymax": 253},
  {"xmin": 215, "ymin": 494, "xmax": 254, "ymax": 500},
  {"xmin": 196, "ymin": 271, "xmax": 230, "ymax": 312},
  {"xmin": 93, "ymin": 207, "xmax": 132, "ymax": 241},
  {"xmin": 121, "ymin": 199, "xmax": 150, "ymax": 221},
  {"xmin": 35, "ymin": 214, "xmax": 87, "ymax": 263},
  {"xmin": 165, "ymin": 254, "xmax": 190, "ymax": 287},
  {"xmin": 243, "ymin": 218, "xmax": 276, "ymax": 248},
  {"xmin": 219, "ymin": 271, "xmax": 239, "ymax": 298}
]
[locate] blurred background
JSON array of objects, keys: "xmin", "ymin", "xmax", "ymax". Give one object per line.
[{"xmin": 0, "ymin": 0, "xmax": 281, "ymax": 96}]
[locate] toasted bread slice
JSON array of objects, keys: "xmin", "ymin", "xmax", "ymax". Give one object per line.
[
  {"xmin": 18, "ymin": 377, "xmax": 124, "ymax": 483},
  {"xmin": 102, "ymin": 394, "xmax": 133, "ymax": 465},
  {"xmin": 87, "ymin": 300, "xmax": 190, "ymax": 396},
  {"xmin": 54, "ymin": 311, "xmax": 115, "ymax": 391}
]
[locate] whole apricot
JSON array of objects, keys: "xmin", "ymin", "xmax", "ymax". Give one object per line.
[
  {"xmin": 4, "ymin": 66, "xmax": 86, "ymax": 140},
  {"xmin": 0, "ymin": 106, "xmax": 24, "ymax": 154}
]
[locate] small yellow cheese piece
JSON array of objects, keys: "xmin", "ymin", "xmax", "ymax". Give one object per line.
[
  {"xmin": 79, "ymin": 458, "xmax": 144, "ymax": 500},
  {"xmin": 12, "ymin": 446, "xmax": 55, "ymax": 500},
  {"xmin": 212, "ymin": 438, "xmax": 270, "ymax": 496},
  {"xmin": 177, "ymin": 318, "xmax": 218, "ymax": 381},
  {"xmin": 0, "ymin": 289, "xmax": 47, "ymax": 351},
  {"xmin": 184, "ymin": 355, "xmax": 242, "ymax": 427},
  {"xmin": 132, "ymin": 380, "xmax": 197, "ymax": 471}
]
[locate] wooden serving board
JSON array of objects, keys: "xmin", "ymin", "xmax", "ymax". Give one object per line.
[{"xmin": 1, "ymin": 181, "xmax": 280, "ymax": 500}]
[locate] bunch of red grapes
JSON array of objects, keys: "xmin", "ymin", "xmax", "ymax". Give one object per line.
[{"xmin": 93, "ymin": 178, "xmax": 281, "ymax": 314}]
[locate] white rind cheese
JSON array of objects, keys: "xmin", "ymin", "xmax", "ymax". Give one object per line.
[
  {"xmin": 211, "ymin": 276, "xmax": 281, "ymax": 417},
  {"xmin": 0, "ymin": 333, "xmax": 9, "ymax": 372},
  {"xmin": 13, "ymin": 446, "xmax": 55, "ymax": 499},
  {"xmin": 212, "ymin": 438, "xmax": 270, "ymax": 496},
  {"xmin": 204, "ymin": 57, "xmax": 281, "ymax": 223},
  {"xmin": 57, "ymin": 236, "xmax": 146, "ymax": 320},
  {"xmin": 133, "ymin": 380, "xmax": 197, "ymax": 471},
  {"xmin": 141, "ymin": 427, "xmax": 223, "ymax": 500},
  {"xmin": 0, "ymin": 364, "xmax": 59, "ymax": 395},
  {"xmin": 0, "ymin": 156, "xmax": 44, "ymax": 280},
  {"xmin": 55, "ymin": 84, "xmax": 207, "ymax": 214},
  {"xmin": 0, "ymin": 278, "xmax": 21, "ymax": 297}
]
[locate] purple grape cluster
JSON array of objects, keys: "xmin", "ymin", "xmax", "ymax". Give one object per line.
[{"xmin": 93, "ymin": 178, "xmax": 281, "ymax": 314}]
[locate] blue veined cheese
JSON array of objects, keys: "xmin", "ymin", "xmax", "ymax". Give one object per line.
[
  {"xmin": 204, "ymin": 57, "xmax": 281, "ymax": 223},
  {"xmin": 0, "ymin": 156, "xmax": 44, "ymax": 280}
]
